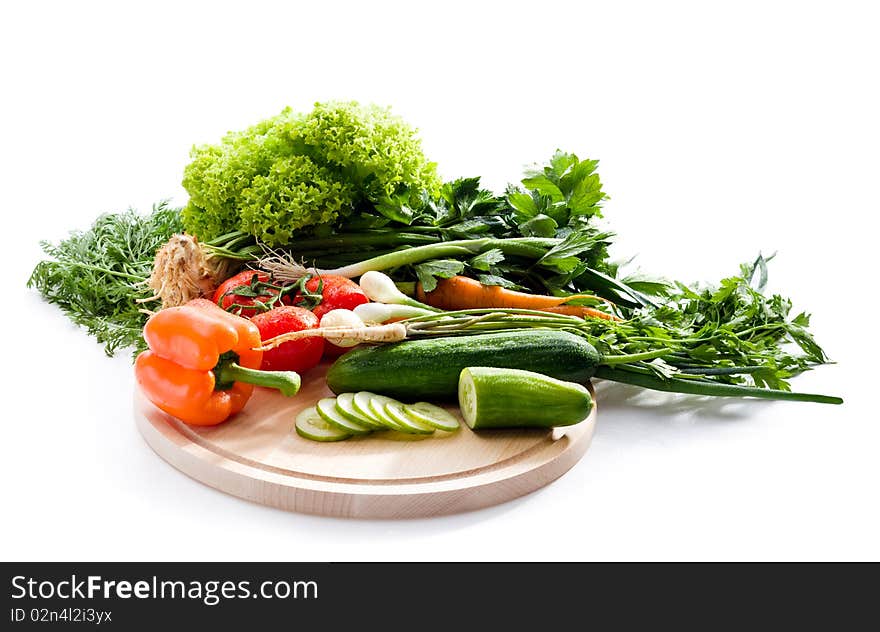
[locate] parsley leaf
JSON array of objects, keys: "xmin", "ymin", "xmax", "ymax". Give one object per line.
[
  {"xmin": 469, "ymin": 248, "xmax": 505, "ymax": 271},
  {"xmin": 414, "ymin": 259, "xmax": 465, "ymax": 292}
]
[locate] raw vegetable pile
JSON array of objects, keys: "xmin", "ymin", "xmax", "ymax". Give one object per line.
[{"xmin": 28, "ymin": 101, "xmax": 842, "ymax": 435}]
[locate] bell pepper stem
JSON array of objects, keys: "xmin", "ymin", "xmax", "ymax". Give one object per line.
[{"xmin": 218, "ymin": 362, "xmax": 301, "ymax": 397}]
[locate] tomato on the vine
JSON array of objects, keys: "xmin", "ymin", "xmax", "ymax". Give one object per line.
[{"xmin": 212, "ymin": 270, "xmax": 289, "ymax": 318}]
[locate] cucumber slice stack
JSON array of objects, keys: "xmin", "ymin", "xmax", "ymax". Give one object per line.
[{"xmin": 293, "ymin": 392, "xmax": 461, "ymax": 442}]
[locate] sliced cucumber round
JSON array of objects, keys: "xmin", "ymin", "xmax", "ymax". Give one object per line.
[
  {"xmin": 384, "ymin": 401, "xmax": 435, "ymax": 435},
  {"xmin": 295, "ymin": 407, "xmax": 352, "ymax": 442},
  {"xmin": 404, "ymin": 402, "xmax": 461, "ymax": 432},
  {"xmin": 336, "ymin": 392, "xmax": 383, "ymax": 429},
  {"xmin": 316, "ymin": 398, "xmax": 372, "ymax": 435},
  {"xmin": 353, "ymin": 391, "xmax": 385, "ymax": 426},
  {"xmin": 366, "ymin": 395, "xmax": 409, "ymax": 432}
]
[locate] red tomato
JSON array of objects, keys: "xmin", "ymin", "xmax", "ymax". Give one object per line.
[
  {"xmin": 250, "ymin": 307, "xmax": 324, "ymax": 373},
  {"xmin": 212, "ymin": 270, "xmax": 287, "ymax": 318},
  {"xmin": 298, "ymin": 275, "xmax": 369, "ymax": 319}
]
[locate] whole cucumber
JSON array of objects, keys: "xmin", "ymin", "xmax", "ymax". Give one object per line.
[{"xmin": 326, "ymin": 330, "xmax": 600, "ymax": 400}]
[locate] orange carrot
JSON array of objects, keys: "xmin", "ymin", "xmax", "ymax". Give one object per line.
[{"xmin": 416, "ymin": 276, "xmax": 619, "ymax": 320}]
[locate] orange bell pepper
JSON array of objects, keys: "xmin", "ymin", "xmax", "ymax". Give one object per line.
[{"xmin": 135, "ymin": 298, "xmax": 301, "ymax": 426}]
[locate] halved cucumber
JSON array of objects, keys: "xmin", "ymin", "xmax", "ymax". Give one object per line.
[
  {"xmin": 367, "ymin": 395, "xmax": 408, "ymax": 431},
  {"xmin": 403, "ymin": 402, "xmax": 461, "ymax": 432},
  {"xmin": 336, "ymin": 392, "xmax": 383, "ymax": 430},
  {"xmin": 458, "ymin": 367, "xmax": 592, "ymax": 429},
  {"xmin": 295, "ymin": 407, "xmax": 352, "ymax": 442},
  {"xmin": 316, "ymin": 398, "xmax": 372, "ymax": 435},
  {"xmin": 384, "ymin": 401, "xmax": 435, "ymax": 435}
]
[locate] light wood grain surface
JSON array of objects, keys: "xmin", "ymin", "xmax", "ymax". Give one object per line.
[{"xmin": 134, "ymin": 361, "xmax": 596, "ymax": 519}]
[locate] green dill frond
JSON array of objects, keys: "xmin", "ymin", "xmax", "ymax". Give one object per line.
[{"xmin": 27, "ymin": 202, "xmax": 183, "ymax": 358}]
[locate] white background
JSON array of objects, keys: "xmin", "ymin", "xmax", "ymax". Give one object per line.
[{"xmin": 2, "ymin": 1, "xmax": 877, "ymax": 561}]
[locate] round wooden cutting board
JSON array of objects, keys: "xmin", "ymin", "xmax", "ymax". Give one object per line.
[{"xmin": 134, "ymin": 362, "xmax": 596, "ymax": 519}]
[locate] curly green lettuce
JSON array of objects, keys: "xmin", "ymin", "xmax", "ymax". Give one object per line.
[{"xmin": 181, "ymin": 102, "xmax": 440, "ymax": 246}]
